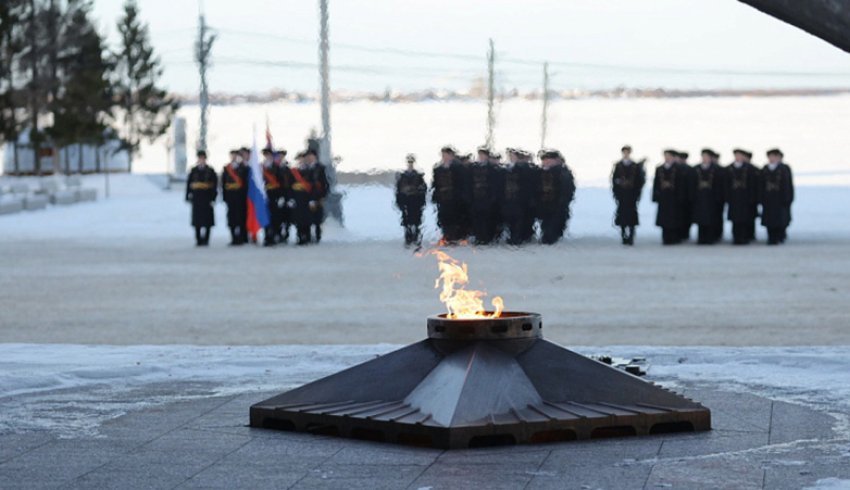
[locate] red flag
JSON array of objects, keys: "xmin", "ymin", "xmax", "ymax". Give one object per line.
[{"xmin": 265, "ymin": 116, "xmax": 273, "ymax": 150}]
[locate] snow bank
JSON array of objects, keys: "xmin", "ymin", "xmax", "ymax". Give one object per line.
[{"xmin": 1, "ymin": 174, "xmax": 848, "ymax": 243}]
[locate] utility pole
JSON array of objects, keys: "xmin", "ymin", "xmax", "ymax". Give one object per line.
[
  {"xmin": 541, "ymin": 62, "xmax": 550, "ymax": 149},
  {"xmin": 485, "ymin": 38, "xmax": 495, "ymax": 148},
  {"xmin": 318, "ymin": 0, "xmax": 342, "ymax": 223},
  {"xmin": 195, "ymin": 3, "xmax": 215, "ymax": 153}
]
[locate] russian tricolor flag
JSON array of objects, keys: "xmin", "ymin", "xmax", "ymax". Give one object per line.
[{"xmin": 246, "ymin": 132, "xmax": 270, "ymax": 239}]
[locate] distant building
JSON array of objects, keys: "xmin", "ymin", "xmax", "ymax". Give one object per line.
[{"xmin": 2, "ymin": 128, "xmax": 130, "ymax": 175}]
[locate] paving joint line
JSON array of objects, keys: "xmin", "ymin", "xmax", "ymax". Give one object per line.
[
  {"xmin": 60, "ymin": 394, "xmax": 240, "ymax": 488},
  {"xmin": 172, "ymin": 437, "xmax": 254, "ymax": 489},
  {"xmin": 522, "ymin": 448, "xmax": 553, "ymax": 490},
  {"xmin": 404, "ymin": 449, "xmax": 446, "ymax": 490},
  {"xmin": 285, "ymin": 446, "xmax": 345, "ymax": 490}
]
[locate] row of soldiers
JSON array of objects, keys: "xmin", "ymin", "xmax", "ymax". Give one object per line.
[
  {"xmin": 613, "ymin": 146, "xmax": 794, "ymax": 245},
  {"xmin": 185, "ymin": 147, "xmax": 329, "ymax": 246},
  {"xmin": 395, "ymin": 145, "xmax": 576, "ymax": 247}
]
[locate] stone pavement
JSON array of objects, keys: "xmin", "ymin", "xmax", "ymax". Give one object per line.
[{"xmin": 1, "ymin": 380, "xmax": 848, "ymax": 490}]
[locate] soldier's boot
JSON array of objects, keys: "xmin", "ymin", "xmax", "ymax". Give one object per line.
[
  {"xmin": 315, "ymin": 225, "xmax": 322, "ymax": 244},
  {"xmin": 194, "ymin": 226, "xmax": 203, "ymax": 246},
  {"xmin": 263, "ymin": 227, "xmax": 276, "ymax": 246},
  {"xmin": 767, "ymin": 227, "xmax": 782, "ymax": 245},
  {"xmin": 281, "ymin": 224, "xmax": 290, "ymax": 244}
]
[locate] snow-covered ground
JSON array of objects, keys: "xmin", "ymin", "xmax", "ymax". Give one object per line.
[
  {"xmin": 4, "ymin": 96, "xmax": 850, "ymax": 187},
  {"xmin": 0, "ymin": 174, "xmax": 849, "ymax": 346},
  {"xmin": 1, "ymin": 173, "xmax": 849, "ymax": 243}
]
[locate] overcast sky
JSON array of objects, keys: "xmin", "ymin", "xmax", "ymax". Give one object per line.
[{"xmin": 90, "ymin": 0, "xmax": 850, "ymax": 94}]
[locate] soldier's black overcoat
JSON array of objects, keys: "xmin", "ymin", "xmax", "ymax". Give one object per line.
[
  {"xmin": 725, "ymin": 163, "xmax": 759, "ymax": 223},
  {"xmin": 759, "ymin": 163, "xmax": 794, "ymax": 228},
  {"xmin": 432, "ymin": 160, "xmax": 466, "ymax": 241},
  {"xmin": 310, "ymin": 163, "xmax": 331, "ymax": 225},
  {"xmin": 466, "ymin": 162, "xmax": 502, "ymax": 243},
  {"xmin": 652, "ymin": 164, "xmax": 688, "ymax": 228},
  {"xmin": 500, "ymin": 162, "xmax": 538, "ymax": 244},
  {"xmin": 692, "ymin": 163, "xmax": 726, "ymax": 227},
  {"xmin": 395, "ymin": 170, "xmax": 427, "ymax": 226},
  {"xmin": 221, "ymin": 164, "xmax": 249, "ymax": 227},
  {"xmin": 612, "ymin": 161, "xmax": 646, "ymax": 227},
  {"xmin": 186, "ymin": 165, "xmax": 218, "ymax": 227},
  {"xmin": 537, "ymin": 164, "xmax": 576, "ymax": 244}
]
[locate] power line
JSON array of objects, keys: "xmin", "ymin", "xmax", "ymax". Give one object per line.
[{"xmin": 210, "ymin": 28, "xmax": 850, "ymax": 78}]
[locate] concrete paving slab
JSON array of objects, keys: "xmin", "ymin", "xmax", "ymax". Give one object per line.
[
  {"xmin": 682, "ymin": 387, "xmax": 773, "ymax": 433},
  {"xmin": 525, "ymin": 464, "xmax": 653, "ymax": 490},
  {"xmin": 0, "ymin": 432, "xmax": 55, "ymax": 464},
  {"xmin": 658, "ymin": 430, "xmax": 770, "ymax": 457},
  {"xmin": 646, "ymin": 454, "xmax": 767, "ymax": 490},
  {"xmin": 2, "ymin": 347, "xmax": 849, "ymax": 489},
  {"xmin": 408, "ymin": 462, "xmax": 536, "ymax": 490},
  {"xmin": 769, "ymin": 400, "xmax": 839, "ymax": 445},
  {"xmin": 540, "ymin": 438, "xmax": 663, "ymax": 469}
]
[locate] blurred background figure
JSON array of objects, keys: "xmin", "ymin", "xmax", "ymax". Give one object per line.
[
  {"xmin": 760, "ymin": 148, "xmax": 795, "ymax": 245},
  {"xmin": 185, "ymin": 150, "xmax": 217, "ymax": 246},
  {"xmin": 611, "ymin": 145, "xmax": 646, "ymax": 246},
  {"xmin": 394, "ymin": 154, "xmax": 427, "ymax": 248}
]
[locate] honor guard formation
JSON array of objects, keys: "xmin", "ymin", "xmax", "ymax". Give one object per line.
[
  {"xmin": 189, "ymin": 143, "xmax": 794, "ymax": 248},
  {"xmin": 396, "ymin": 145, "xmax": 793, "ymax": 247},
  {"xmin": 186, "ymin": 146, "xmax": 329, "ymax": 247},
  {"xmin": 397, "ymin": 146, "xmax": 576, "ymax": 248}
]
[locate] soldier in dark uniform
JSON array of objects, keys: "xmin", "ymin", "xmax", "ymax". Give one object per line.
[
  {"xmin": 289, "ymin": 151, "xmax": 314, "ymax": 245},
  {"xmin": 759, "ymin": 148, "xmax": 794, "ymax": 245},
  {"xmin": 676, "ymin": 151, "xmax": 696, "ymax": 241},
  {"xmin": 611, "ymin": 145, "xmax": 646, "ymax": 245},
  {"xmin": 457, "ymin": 152, "xmax": 474, "ymax": 240},
  {"xmin": 261, "ymin": 148, "xmax": 285, "ymax": 246},
  {"xmin": 274, "ymin": 150, "xmax": 293, "ymax": 244},
  {"xmin": 221, "ymin": 149, "xmax": 250, "ymax": 245},
  {"xmin": 692, "ymin": 148, "xmax": 726, "ymax": 244},
  {"xmin": 488, "ymin": 151, "xmax": 505, "ymax": 240},
  {"xmin": 467, "ymin": 146, "xmax": 501, "ymax": 245},
  {"xmin": 537, "ymin": 149, "xmax": 576, "ymax": 245},
  {"xmin": 725, "ymin": 148, "xmax": 759, "ymax": 245},
  {"xmin": 395, "ymin": 154, "xmax": 427, "ymax": 247},
  {"xmin": 432, "ymin": 145, "xmax": 465, "ymax": 244},
  {"xmin": 652, "ymin": 149, "xmax": 688, "ymax": 245},
  {"xmin": 741, "ymin": 150, "xmax": 759, "ymax": 242},
  {"xmin": 500, "ymin": 148, "xmax": 538, "ymax": 245},
  {"xmin": 305, "ymin": 148, "xmax": 330, "ymax": 244},
  {"xmin": 185, "ymin": 150, "xmax": 217, "ymax": 246}
]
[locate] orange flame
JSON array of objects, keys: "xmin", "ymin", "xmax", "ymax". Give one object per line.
[{"xmin": 431, "ymin": 250, "xmax": 504, "ymax": 319}]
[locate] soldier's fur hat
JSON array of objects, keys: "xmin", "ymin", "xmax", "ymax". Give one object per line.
[
  {"xmin": 663, "ymin": 148, "xmax": 678, "ymax": 156},
  {"xmin": 196, "ymin": 150, "xmax": 207, "ymax": 158},
  {"xmin": 406, "ymin": 153, "xmax": 416, "ymax": 163},
  {"xmin": 621, "ymin": 145, "xmax": 632, "ymax": 152},
  {"xmin": 440, "ymin": 145, "xmax": 457, "ymax": 154},
  {"xmin": 766, "ymin": 148, "xmax": 783, "ymax": 157},
  {"xmin": 540, "ymin": 149, "xmax": 562, "ymax": 160},
  {"xmin": 476, "ymin": 145, "xmax": 490, "ymax": 154}
]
